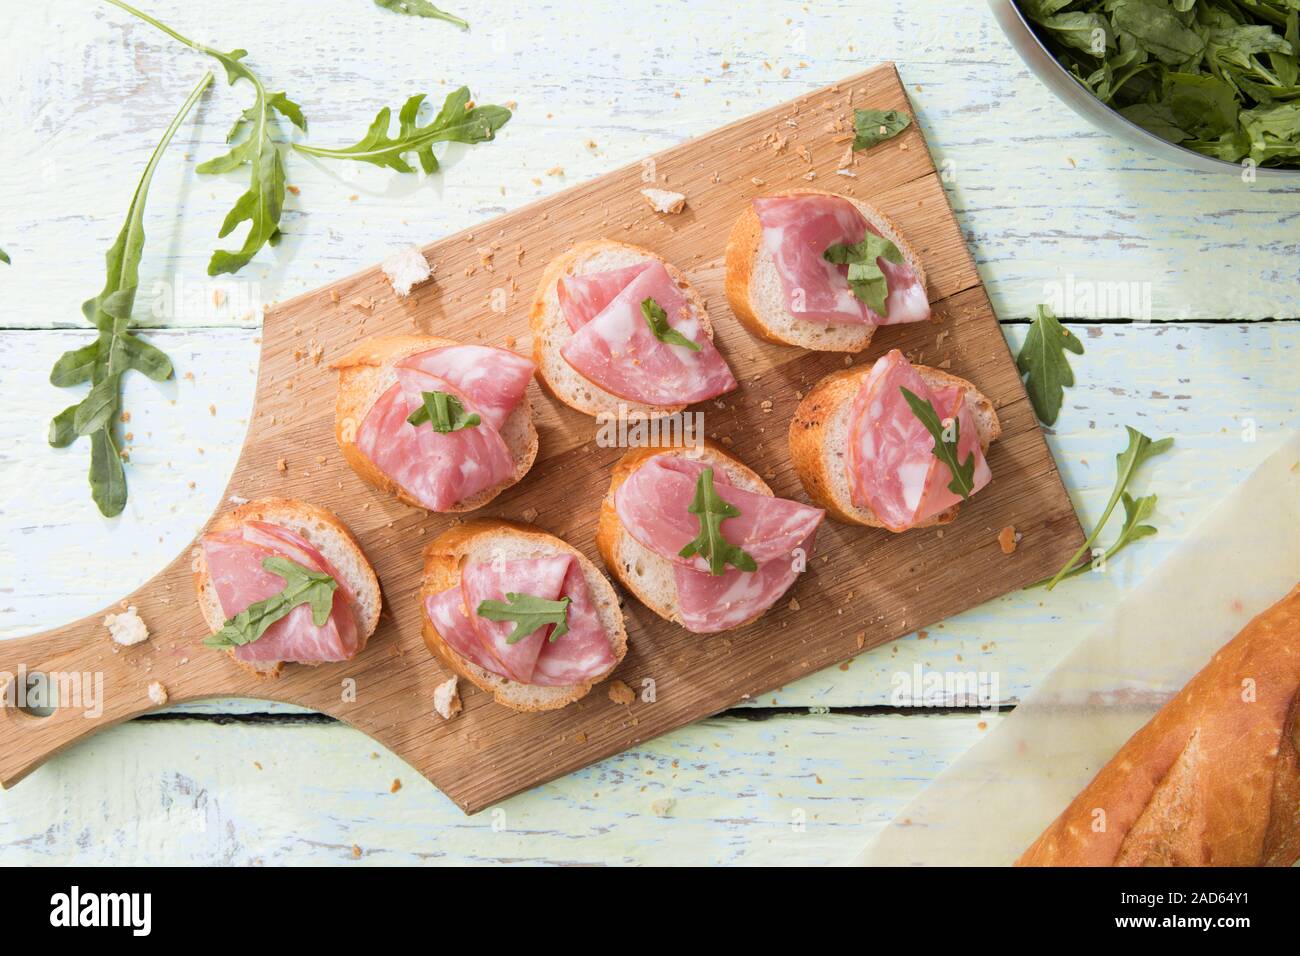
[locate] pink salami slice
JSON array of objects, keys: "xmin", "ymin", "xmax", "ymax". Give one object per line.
[
  {"xmin": 847, "ymin": 349, "xmax": 991, "ymax": 531},
  {"xmin": 530, "ymin": 559, "xmax": 618, "ymax": 686},
  {"xmin": 753, "ymin": 194, "xmax": 929, "ymax": 326},
  {"xmin": 423, "ymin": 588, "xmax": 505, "ymax": 676},
  {"xmin": 557, "ymin": 263, "xmax": 653, "ymax": 332},
  {"xmin": 674, "ymin": 529, "xmax": 818, "ymax": 634},
  {"xmin": 615, "ymin": 454, "xmax": 823, "ymax": 571},
  {"xmin": 559, "ymin": 261, "xmax": 737, "ymax": 405},
  {"xmin": 396, "ymin": 345, "xmax": 534, "ymax": 432},
  {"xmin": 201, "ymin": 525, "xmax": 359, "ymax": 663},
  {"xmin": 460, "ymin": 555, "xmax": 573, "ymax": 684}
]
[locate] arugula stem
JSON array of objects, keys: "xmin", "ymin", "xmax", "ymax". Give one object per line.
[{"xmin": 103, "ymin": 0, "xmax": 206, "ymax": 53}]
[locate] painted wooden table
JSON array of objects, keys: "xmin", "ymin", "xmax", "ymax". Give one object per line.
[{"xmin": 0, "ymin": 0, "xmax": 1296, "ymax": 865}]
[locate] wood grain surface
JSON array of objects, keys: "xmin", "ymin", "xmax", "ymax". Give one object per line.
[{"xmin": 0, "ymin": 63, "xmax": 1083, "ymax": 813}]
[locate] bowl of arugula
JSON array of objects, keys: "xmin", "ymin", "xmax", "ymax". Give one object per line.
[{"xmin": 990, "ymin": 0, "xmax": 1300, "ymax": 176}]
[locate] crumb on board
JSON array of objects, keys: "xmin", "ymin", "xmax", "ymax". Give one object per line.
[
  {"xmin": 147, "ymin": 680, "xmax": 168, "ymax": 706},
  {"xmin": 276, "ymin": 457, "xmax": 288, "ymax": 473},
  {"xmin": 381, "ymin": 246, "xmax": 433, "ymax": 298},
  {"xmin": 103, "ymin": 606, "xmax": 150, "ymax": 647},
  {"xmin": 640, "ymin": 187, "xmax": 687, "ymax": 214},
  {"xmin": 433, "ymin": 676, "xmax": 462, "ymax": 720},
  {"xmin": 998, "ymin": 526, "xmax": 1019, "ymax": 554},
  {"xmin": 607, "ymin": 679, "xmax": 636, "ymax": 706}
]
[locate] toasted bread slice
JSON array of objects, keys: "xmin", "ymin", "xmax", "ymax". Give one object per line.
[
  {"xmin": 193, "ymin": 498, "xmax": 382, "ymax": 678},
  {"xmin": 724, "ymin": 187, "xmax": 928, "ymax": 353},
  {"xmin": 529, "ymin": 239, "xmax": 716, "ymax": 419},
  {"xmin": 331, "ymin": 335, "xmax": 538, "ymax": 513},
  {"xmin": 789, "ymin": 363, "xmax": 1000, "ymax": 529},
  {"xmin": 596, "ymin": 440, "xmax": 785, "ymax": 632},
  {"xmin": 420, "ymin": 519, "xmax": 628, "ymax": 712}
]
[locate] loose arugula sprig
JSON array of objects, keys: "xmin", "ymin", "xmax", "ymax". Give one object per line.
[
  {"xmin": 406, "ymin": 390, "xmax": 480, "ymax": 431},
  {"xmin": 899, "ymin": 387, "xmax": 976, "ymax": 499},
  {"xmin": 1043, "ymin": 425, "xmax": 1173, "ymax": 591},
  {"xmin": 1032, "ymin": 491, "xmax": 1160, "ymax": 587},
  {"xmin": 0, "ymin": 249, "xmax": 9, "ymax": 265},
  {"xmin": 476, "ymin": 593, "xmax": 571, "ymax": 645},
  {"xmin": 678, "ymin": 468, "xmax": 758, "ymax": 576},
  {"xmin": 293, "ymin": 88, "xmax": 511, "ymax": 173},
  {"xmin": 823, "ymin": 234, "xmax": 905, "ymax": 317},
  {"xmin": 373, "ymin": 0, "xmax": 469, "ymax": 30},
  {"xmin": 1017, "ymin": 303, "xmax": 1085, "ymax": 427},
  {"xmin": 641, "ymin": 297, "xmax": 701, "ymax": 351},
  {"xmin": 48, "ymin": 71, "xmax": 213, "ymax": 517},
  {"xmin": 852, "ymin": 108, "xmax": 912, "ymax": 151},
  {"xmin": 105, "ymin": 0, "xmax": 306, "ymax": 277},
  {"xmin": 1019, "ymin": 0, "xmax": 1300, "ymax": 168},
  {"xmin": 204, "ymin": 557, "xmax": 338, "ymax": 648}
]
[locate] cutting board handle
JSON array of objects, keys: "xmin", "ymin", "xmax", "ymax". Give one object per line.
[{"xmin": 0, "ymin": 553, "xmax": 209, "ymax": 787}]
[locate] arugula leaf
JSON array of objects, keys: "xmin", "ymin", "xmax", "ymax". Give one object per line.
[
  {"xmin": 1016, "ymin": 304, "xmax": 1085, "ymax": 427},
  {"xmin": 373, "ymin": 0, "xmax": 468, "ymax": 30},
  {"xmin": 852, "ymin": 109, "xmax": 912, "ymax": 150},
  {"xmin": 899, "ymin": 387, "xmax": 976, "ymax": 499},
  {"xmin": 293, "ymin": 88, "xmax": 510, "ymax": 173},
  {"xmin": 48, "ymin": 70, "xmax": 211, "ymax": 517},
  {"xmin": 1032, "ymin": 492, "xmax": 1160, "ymax": 586},
  {"xmin": 0, "ymin": 248, "xmax": 9, "ymax": 265},
  {"xmin": 476, "ymin": 593, "xmax": 571, "ymax": 645},
  {"xmin": 1044, "ymin": 426, "xmax": 1173, "ymax": 591},
  {"xmin": 1019, "ymin": 0, "xmax": 1300, "ymax": 168},
  {"xmin": 204, "ymin": 557, "xmax": 338, "ymax": 648},
  {"xmin": 678, "ymin": 467, "xmax": 758, "ymax": 576},
  {"xmin": 405, "ymin": 390, "xmax": 481, "ymax": 431},
  {"xmin": 823, "ymin": 234, "xmax": 905, "ymax": 317},
  {"xmin": 641, "ymin": 297, "xmax": 701, "ymax": 351},
  {"xmin": 105, "ymin": 1, "xmax": 305, "ymax": 276}
]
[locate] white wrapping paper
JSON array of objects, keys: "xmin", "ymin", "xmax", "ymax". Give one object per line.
[{"xmin": 858, "ymin": 430, "xmax": 1300, "ymax": 866}]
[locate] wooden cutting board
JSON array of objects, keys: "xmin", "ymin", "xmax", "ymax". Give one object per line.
[{"xmin": 0, "ymin": 63, "xmax": 1084, "ymax": 813}]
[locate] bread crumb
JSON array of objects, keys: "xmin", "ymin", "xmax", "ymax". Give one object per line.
[
  {"xmin": 546, "ymin": 166, "xmax": 564, "ymax": 177},
  {"xmin": 287, "ymin": 185, "xmax": 300, "ymax": 195},
  {"xmin": 390, "ymin": 778, "xmax": 402, "ymax": 794},
  {"xmin": 103, "ymin": 606, "xmax": 150, "ymax": 646},
  {"xmin": 381, "ymin": 246, "xmax": 433, "ymax": 298},
  {"xmin": 855, "ymin": 632, "xmax": 866, "ymax": 649},
  {"xmin": 640, "ymin": 187, "xmax": 687, "ymax": 214},
  {"xmin": 276, "ymin": 457, "xmax": 287, "ymax": 473},
  {"xmin": 147, "ymin": 680, "xmax": 168, "ymax": 706},
  {"xmin": 352, "ymin": 845, "xmax": 362, "ymax": 859},
  {"xmin": 651, "ymin": 797, "xmax": 676, "ymax": 817},
  {"xmin": 433, "ymin": 676, "xmax": 462, "ymax": 720},
  {"xmin": 788, "ymin": 597, "xmax": 801, "ymax": 611},
  {"xmin": 998, "ymin": 526, "xmax": 1018, "ymax": 554},
  {"xmin": 607, "ymin": 680, "xmax": 635, "ymax": 706}
]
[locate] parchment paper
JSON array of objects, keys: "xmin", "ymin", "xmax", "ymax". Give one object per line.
[{"xmin": 857, "ymin": 430, "xmax": 1300, "ymax": 866}]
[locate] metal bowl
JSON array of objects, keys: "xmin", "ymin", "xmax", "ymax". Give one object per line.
[{"xmin": 988, "ymin": 0, "xmax": 1300, "ymax": 179}]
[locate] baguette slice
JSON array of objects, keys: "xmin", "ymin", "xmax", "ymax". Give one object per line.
[
  {"xmin": 596, "ymin": 440, "xmax": 781, "ymax": 632},
  {"xmin": 724, "ymin": 187, "xmax": 928, "ymax": 353},
  {"xmin": 421, "ymin": 519, "xmax": 628, "ymax": 712},
  {"xmin": 332, "ymin": 335, "xmax": 538, "ymax": 513},
  {"xmin": 789, "ymin": 363, "xmax": 1000, "ymax": 529},
  {"xmin": 193, "ymin": 498, "xmax": 382, "ymax": 678},
  {"xmin": 530, "ymin": 239, "xmax": 716, "ymax": 419}
]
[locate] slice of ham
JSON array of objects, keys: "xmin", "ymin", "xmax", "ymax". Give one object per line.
[
  {"xmin": 558, "ymin": 263, "xmax": 652, "ymax": 332},
  {"xmin": 397, "ymin": 345, "xmax": 534, "ymax": 432},
  {"xmin": 616, "ymin": 453, "xmax": 824, "ymax": 633},
  {"xmin": 674, "ymin": 529, "xmax": 818, "ymax": 633},
  {"xmin": 753, "ymin": 194, "xmax": 929, "ymax": 326},
  {"xmin": 201, "ymin": 523, "xmax": 360, "ymax": 663},
  {"xmin": 559, "ymin": 261, "xmax": 737, "ymax": 406},
  {"xmin": 356, "ymin": 345, "xmax": 532, "ymax": 512},
  {"xmin": 848, "ymin": 349, "xmax": 992, "ymax": 532},
  {"xmin": 425, "ymin": 555, "xmax": 617, "ymax": 686},
  {"xmin": 615, "ymin": 454, "xmax": 823, "ymax": 571}
]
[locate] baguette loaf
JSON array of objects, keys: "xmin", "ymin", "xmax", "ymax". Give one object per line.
[
  {"xmin": 332, "ymin": 335, "xmax": 538, "ymax": 513},
  {"xmin": 724, "ymin": 187, "xmax": 928, "ymax": 353},
  {"xmin": 420, "ymin": 519, "xmax": 628, "ymax": 712},
  {"xmin": 1017, "ymin": 583, "xmax": 1300, "ymax": 867},
  {"xmin": 193, "ymin": 498, "xmax": 382, "ymax": 678},
  {"xmin": 789, "ymin": 362, "xmax": 1000, "ymax": 529}
]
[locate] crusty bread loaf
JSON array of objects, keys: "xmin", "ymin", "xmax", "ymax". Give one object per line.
[
  {"xmin": 1017, "ymin": 583, "xmax": 1300, "ymax": 867},
  {"xmin": 420, "ymin": 518, "xmax": 628, "ymax": 712},
  {"xmin": 529, "ymin": 239, "xmax": 716, "ymax": 419},
  {"xmin": 724, "ymin": 187, "xmax": 928, "ymax": 353},
  {"xmin": 192, "ymin": 498, "xmax": 382, "ymax": 678},
  {"xmin": 331, "ymin": 335, "xmax": 538, "ymax": 513},
  {"xmin": 595, "ymin": 440, "xmax": 779, "ymax": 632},
  {"xmin": 788, "ymin": 362, "xmax": 1000, "ymax": 529}
]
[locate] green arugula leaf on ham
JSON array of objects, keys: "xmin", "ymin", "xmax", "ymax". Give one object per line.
[
  {"xmin": 406, "ymin": 390, "xmax": 481, "ymax": 432},
  {"xmin": 899, "ymin": 386, "xmax": 976, "ymax": 500},
  {"xmin": 476, "ymin": 593, "xmax": 571, "ymax": 645},
  {"xmin": 641, "ymin": 296, "xmax": 701, "ymax": 351},
  {"xmin": 822, "ymin": 233, "xmax": 905, "ymax": 317},
  {"xmin": 678, "ymin": 468, "xmax": 758, "ymax": 576},
  {"xmin": 205, "ymin": 557, "xmax": 338, "ymax": 648}
]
